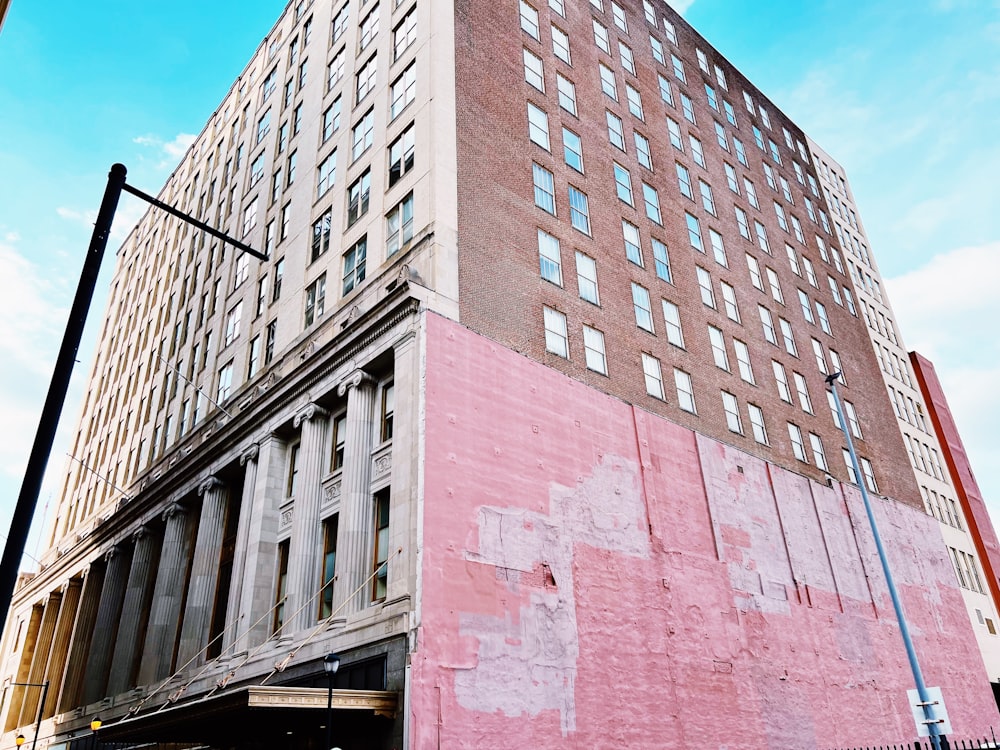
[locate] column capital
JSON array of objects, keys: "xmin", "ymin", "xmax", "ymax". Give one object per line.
[
  {"xmin": 240, "ymin": 443, "xmax": 260, "ymax": 466},
  {"xmin": 198, "ymin": 475, "xmax": 225, "ymax": 496},
  {"xmin": 293, "ymin": 402, "xmax": 329, "ymax": 428},
  {"xmin": 131, "ymin": 525, "xmax": 151, "ymax": 543},
  {"xmin": 336, "ymin": 369, "xmax": 375, "ymax": 397},
  {"xmin": 162, "ymin": 501, "xmax": 187, "ymax": 522},
  {"xmin": 104, "ymin": 544, "xmax": 123, "ymax": 563}
]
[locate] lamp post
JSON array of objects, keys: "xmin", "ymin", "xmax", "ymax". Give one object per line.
[
  {"xmin": 90, "ymin": 715, "xmax": 101, "ymax": 750},
  {"xmin": 322, "ymin": 653, "xmax": 341, "ymax": 750},
  {"xmin": 826, "ymin": 372, "xmax": 943, "ymax": 749},
  {"xmin": 11, "ymin": 680, "xmax": 48, "ymax": 750},
  {"xmin": 14, "ymin": 735, "xmax": 24, "ymax": 748}
]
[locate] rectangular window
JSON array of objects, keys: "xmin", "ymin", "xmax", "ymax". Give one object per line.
[
  {"xmin": 788, "ymin": 423, "xmax": 806, "ymax": 461},
  {"xmin": 632, "ymin": 283, "xmax": 654, "ymax": 332},
  {"xmin": 593, "ymin": 20, "xmax": 610, "ymax": 54},
  {"xmin": 342, "ymin": 237, "xmax": 367, "ymax": 295},
  {"xmin": 676, "ymin": 162, "xmax": 693, "ymax": 199},
  {"xmin": 528, "ymin": 103, "xmax": 550, "ymax": 149},
  {"xmin": 557, "ymin": 74, "xmax": 577, "ymax": 115},
  {"xmin": 744, "ymin": 178, "xmax": 759, "ymax": 209},
  {"xmin": 708, "ymin": 326, "xmax": 729, "ymax": 370},
  {"xmin": 544, "ymin": 306, "xmax": 569, "ymax": 357},
  {"xmin": 809, "ymin": 433, "xmax": 828, "ymax": 471},
  {"xmin": 772, "ymin": 360, "xmax": 791, "ymax": 402},
  {"xmin": 722, "ymin": 391, "xmax": 743, "ymax": 434},
  {"xmin": 699, "ymin": 180, "xmax": 716, "ymax": 215},
  {"xmin": 659, "ymin": 75, "xmax": 675, "ymax": 107},
  {"xmin": 533, "ymin": 163, "xmax": 556, "ymax": 213},
  {"xmin": 304, "ymin": 274, "xmax": 326, "ymax": 326},
  {"xmin": 650, "ymin": 35, "xmax": 665, "ymax": 65},
  {"xmin": 845, "ymin": 400, "xmax": 862, "ymax": 439},
  {"xmin": 576, "ymin": 252, "xmax": 599, "ymax": 304},
  {"xmin": 390, "ymin": 63, "xmax": 416, "ymax": 118},
  {"xmin": 614, "ymin": 163, "xmax": 633, "ymax": 205},
  {"xmin": 273, "ymin": 540, "xmax": 289, "ymax": 633},
  {"xmin": 671, "ymin": 53, "xmax": 686, "ymax": 83},
  {"xmin": 381, "ymin": 382, "xmax": 395, "ymax": 441},
  {"xmin": 524, "ymin": 48, "xmax": 544, "ymax": 91},
  {"xmin": 600, "ymin": 64, "xmax": 618, "ymax": 100},
  {"xmin": 779, "ymin": 318, "xmax": 797, "ymax": 356},
  {"xmin": 747, "ymin": 253, "xmax": 763, "ymax": 291},
  {"xmin": 264, "ymin": 319, "xmax": 277, "ymax": 365},
  {"xmin": 861, "ymin": 458, "xmax": 878, "ymax": 493},
  {"xmin": 372, "ymin": 489, "xmax": 390, "ymax": 601},
  {"xmin": 735, "ymin": 206, "xmax": 751, "ymax": 239},
  {"xmin": 674, "ymin": 369, "xmax": 696, "ymax": 413},
  {"xmin": 643, "ymin": 353, "xmax": 664, "ymax": 399},
  {"xmin": 242, "ymin": 199, "xmax": 258, "ymax": 237},
  {"xmin": 611, "ymin": 1, "xmax": 628, "ymax": 32},
  {"xmin": 689, "ymin": 136, "xmax": 706, "ymax": 168},
  {"xmin": 696, "ymin": 266, "xmax": 715, "ymax": 308},
  {"xmin": 642, "ymin": 183, "xmax": 662, "ymax": 224},
  {"xmin": 667, "ymin": 117, "xmax": 682, "ymax": 149},
  {"xmin": 538, "ymin": 229, "xmax": 562, "ymax": 285},
  {"xmin": 217, "ymin": 361, "xmax": 234, "ymax": 402},
  {"xmin": 734, "ymin": 339, "xmax": 754, "ymax": 383},
  {"xmin": 721, "ymin": 281, "xmax": 740, "ymax": 322},
  {"xmin": 748, "ymin": 404, "xmax": 768, "ymax": 444},
  {"xmin": 564, "ymin": 128, "xmax": 584, "ymax": 171},
  {"xmin": 811, "ymin": 338, "xmax": 828, "ymax": 374},
  {"xmin": 225, "ymin": 302, "xmax": 242, "ymax": 345},
  {"xmin": 388, "ymin": 123, "xmax": 415, "ymax": 186},
  {"xmin": 256, "ymin": 109, "xmax": 272, "ymax": 144},
  {"xmin": 686, "ymin": 212, "xmax": 703, "ymax": 252},
  {"xmin": 360, "ymin": 6, "xmax": 380, "ymax": 50},
  {"xmin": 681, "ymin": 93, "xmax": 695, "ymax": 123},
  {"xmin": 568, "ymin": 186, "xmax": 591, "ymax": 234},
  {"xmin": 705, "ymin": 82, "xmax": 719, "ymax": 110},
  {"xmin": 606, "ymin": 110, "xmax": 625, "ymax": 150},
  {"xmin": 635, "ymin": 132, "xmax": 652, "ymax": 169},
  {"xmin": 652, "ymin": 238, "xmax": 671, "ymax": 282},
  {"xmin": 734, "ymin": 138, "xmax": 748, "ymax": 167},
  {"xmin": 583, "ymin": 325, "xmax": 608, "ymax": 374},
  {"xmin": 754, "ymin": 221, "xmax": 771, "ymax": 254},
  {"xmin": 351, "ymin": 109, "xmax": 375, "ymax": 160},
  {"xmin": 385, "ymin": 192, "xmax": 414, "ymax": 256},
  {"xmin": 759, "ymin": 305, "xmax": 777, "ymax": 345},
  {"xmin": 626, "ymin": 85, "xmax": 644, "ymax": 119},
  {"xmin": 311, "ymin": 210, "xmax": 332, "ymax": 262},
  {"xmin": 623, "ymin": 220, "xmax": 642, "ymax": 266},
  {"xmin": 520, "ymin": 0, "xmax": 540, "ymax": 39},
  {"xmin": 347, "ymin": 170, "xmax": 372, "ymax": 225},
  {"xmin": 394, "ymin": 8, "xmax": 417, "ymax": 59},
  {"xmin": 317, "ymin": 150, "xmax": 336, "ymax": 197},
  {"xmin": 319, "ymin": 515, "xmax": 339, "ymax": 618},
  {"xmin": 328, "ymin": 49, "xmax": 346, "ymax": 90},
  {"xmin": 662, "ymin": 300, "xmax": 684, "ymax": 346},
  {"xmin": 793, "ymin": 371, "xmax": 813, "ymax": 413},
  {"xmin": 553, "ymin": 26, "xmax": 572, "ymax": 63},
  {"xmin": 816, "ymin": 301, "xmax": 831, "ymax": 334}
]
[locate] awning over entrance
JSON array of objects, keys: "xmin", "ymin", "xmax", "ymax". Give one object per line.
[{"xmin": 97, "ymin": 686, "xmax": 398, "ymax": 747}]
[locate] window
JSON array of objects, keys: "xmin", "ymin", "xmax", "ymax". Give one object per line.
[
  {"xmin": 319, "ymin": 515, "xmax": 339, "ymax": 618},
  {"xmin": 671, "ymin": 54, "xmax": 686, "ymax": 83},
  {"xmin": 788, "ymin": 423, "xmax": 806, "ymax": 461},
  {"xmin": 734, "ymin": 339, "xmax": 754, "ymax": 383},
  {"xmin": 765, "ymin": 268, "xmax": 783, "ymax": 303},
  {"xmin": 659, "ymin": 75, "xmax": 675, "ymax": 107},
  {"xmin": 322, "ymin": 99, "xmax": 341, "ymax": 142},
  {"xmin": 721, "ymin": 281, "xmax": 740, "ymax": 322},
  {"xmin": 564, "ymin": 128, "xmax": 584, "ymax": 171},
  {"xmin": 311, "ymin": 210, "xmax": 332, "ymax": 262},
  {"xmin": 372, "ymin": 489, "xmax": 390, "ymax": 601},
  {"xmin": 557, "ymin": 74, "xmax": 577, "ymax": 115},
  {"xmin": 264, "ymin": 319, "xmax": 277, "ymax": 365},
  {"xmin": 250, "ymin": 153, "xmax": 265, "ymax": 186},
  {"xmin": 696, "ymin": 266, "xmax": 715, "ymax": 308},
  {"xmin": 707, "ymin": 231, "xmax": 728, "ymax": 268},
  {"xmin": 599, "ymin": 64, "xmax": 618, "ymax": 100},
  {"xmin": 520, "ymin": 0, "xmax": 540, "ymax": 39},
  {"xmin": 304, "ymin": 274, "xmax": 326, "ymax": 326},
  {"xmin": 652, "ymin": 239, "xmax": 671, "ymax": 282},
  {"xmin": 623, "ymin": 220, "xmax": 642, "ymax": 265},
  {"xmin": 771, "ymin": 360, "xmax": 792, "ymax": 403},
  {"xmin": 388, "ymin": 123, "xmax": 415, "ymax": 186},
  {"xmin": 696, "ymin": 48, "xmax": 710, "ymax": 72},
  {"xmin": 257, "ymin": 109, "xmax": 272, "ymax": 144},
  {"xmin": 774, "ymin": 202, "xmax": 788, "ymax": 231},
  {"xmin": 735, "ymin": 206, "xmax": 751, "ymax": 239},
  {"xmin": 342, "ymin": 237, "xmax": 367, "ymax": 295},
  {"xmin": 298, "ymin": 60, "xmax": 308, "ymax": 90},
  {"xmin": 611, "ymin": 1, "xmax": 628, "ymax": 32},
  {"xmin": 667, "ymin": 117, "xmax": 683, "ymax": 149},
  {"xmin": 328, "ymin": 49, "xmax": 346, "ymax": 90},
  {"xmin": 744, "ymin": 179, "xmax": 759, "ymax": 209},
  {"xmin": 352, "ymin": 110, "xmax": 375, "ymax": 160},
  {"xmin": 626, "ymin": 85, "xmax": 644, "ymax": 119},
  {"xmin": 394, "ymin": 8, "xmax": 417, "ymax": 59},
  {"xmin": 386, "ymin": 192, "xmax": 414, "ymax": 256},
  {"xmin": 634, "ymin": 132, "xmax": 652, "ymax": 169},
  {"xmin": 734, "ymin": 138, "xmax": 748, "ymax": 167},
  {"xmin": 632, "ymin": 283, "xmax": 654, "ymax": 332},
  {"xmin": 685, "ymin": 212, "xmax": 703, "ymax": 252},
  {"xmin": 681, "ymin": 93, "xmax": 695, "ymax": 123},
  {"xmin": 829, "ymin": 349, "xmax": 844, "ymax": 382},
  {"xmin": 779, "ymin": 318, "xmax": 797, "ymax": 356},
  {"xmin": 722, "ymin": 392, "xmax": 743, "ymax": 434},
  {"xmin": 543, "ymin": 306, "xmax": 569, "ymax": 357},
  {"xmin": 714, "ymin": 122, "xmax": 729, "ymax": 152},
  {"xmin": 273, "ymin": 258, "xmax": 285, "ymax": 300},
  {"xmin": 550, "ymin": 0, "xmax": 565, "ymax": 15},
  {"xmin": 359, "ymin": 7, "xmax": 380, "ymax": 50},
  {"xmin": 705, "ymin": 83, "xmax": 719, "ymax": 111},
  {"xmin": 663, "ymin": 18, "xmax": 677, "ymax": 44},
  {"xmin": 606, "ymin": 111, "xmax": 625, "ymax": 150},
  {"xmin": 676, "ymin": 162, "xmax": 693, "ymax": 199},
  {"xmin": 748, "ymin": 404, "xmax": 767, "ymax": 444},
  {"xmin": 390, "ymin": 63, "xmax": 416, "ymax": 118},
  {"xmin": 381, "ymin": 382, "xmax": 395, "ymax": 441},
  {"xmin": 816, "ymin": 302, "xmax": 831, "ymax": 334},
  {"xmin": 256, "ymin": 276, "xmax": 269, "ymax": 317},
  {"xmin": 708, "ymin": 326, "xmax": 729, "ymax": 370},
  {"xmin": 811, "ymin": 338, "xmax": 827, "ymax": 374},
  {"xmin": 674, "ymin": 369, "xmax": 696, "ymax": 413},
  {"xmin": 576, "ymin": 252, "xmax": 599, "ymax": 304},
  {"xmin": 809, "ymin": 433, "xmax": 828, "ymax": 471},
  {"xmin": 754, "ymin": 221, "xmax": 770, "ymax": 254},
  {"xmin": 746, "ymin": 253, "xmax": 763, "ymax": 290},
  {"xmin": 317, "ymin": 151, "xmax": 337, "ymax": 197},
  {"xmin": 217, "ymin": 361, "xmax": 234, "ymax": 402},
  {"xmin": 553, "ymin": 26, "xmax": 571, "ymax": 63},
  {"xmin": 642, "ymin": 183, "xmax": 662, "ymax": 224},
  {"xmin": 538, "ymin": 229, "xmax": 562, "ymax": 285},
  {"xmin": 354, "ymin": 55, "xmax": 377, "ymax": 102},
  {"xmin": 583, "ymin": 326, "xmax": 608, "ymax": 374},
  {"xmin": 533, "ymin": 164, "xmax": 556, "ymax": 213},
  {"xmin": 242, "ymin": 199, "xmax": 258, "ymax": 237},
  {"xmin": 759, "ymin": 305, "xmax": 777, "ymax": 345},
  {"xmin": 793, "ymin": 372, "xmax": 813, "ymax": 413},
  {"xmin": 724, "ymin": 163, "xmax": 740, "ymax": 194},
  {"xmin": 724, "ymin": 100, "xmax": 737, "ymax": 126},
  {"xmin": 844, "ymin": 400, "xmax": 862, "ymax": 439},
  {"xmin": 568, "ymin": 185, "xmax": 591, "ymax": 234},
  {"xmin": 699, "ymin": 180, "xmax": 716, "ymax": 215},
  {"xmin": 593, "ymin": 20, "xmax": 610, "ymax": 54},
  {"xmin": 619, "ymin": 42, "xmax": 635, "ymax": 74},
  {"xmin": 331, "ymin": 4, "xmax": 349, "ymax": 43},
  {"xmin": 689, "ymin": 136, "xmax": 706, "ymax": 168},
  {"xmin": 524, "ymin": 48, "xmax": 545, "ymax": 90},
  {"xmin": 225, "ymin": 302, "xmax": 242, "ymax": 345},
  {"xmin": 528, "ymin": 103, "xmax": 550, "ymax": 149},
  {"xmin": 860, "ymin": 458, "xmax": 878, "ymax": 493},
  {"xmin": 234, "ymin": 253, "xmax": 249, "ymax": 289},
  {"xmin": 347, "ymin": 170, "xmax": 372, "ymax": 225},
  {"xmin": 643, "ymin": 354, "xmax": 664, "ymax": 399},
  {"xmin": 769, "ymin": 139, "xmax": 782, "ymax": 165},
  {"xmin": 613, "ymin": 163, "xmax": 633, "ymax": 205}
]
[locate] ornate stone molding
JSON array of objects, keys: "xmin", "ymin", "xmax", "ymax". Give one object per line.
[
  {"xmin": 239, "ymin": 443, "xmax": 260, "ymax": 466},
  {"xmin": 293, "ymin": 402, "xmax": 329, "ymax": 428},
  {"xmin": 162, "ymin": 502, "xmax": 186, "ymax": 522},
  {"xmin": 336, "ymin": 369, "xmax": 375, "ymax": 397},
  {"xmin": 198, "ymin": 475, "xmax": 225, "ymax": 496},
  {"xmin": 131, "ymin": 525, "xmax": 151, "ymax": 543}
]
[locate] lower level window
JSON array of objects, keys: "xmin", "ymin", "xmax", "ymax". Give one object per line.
[{"xmin": 372, "ymin": 489, "xmax": 391, "ymax": 601}]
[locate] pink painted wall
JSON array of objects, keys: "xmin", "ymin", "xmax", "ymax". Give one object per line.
[{"xmin": 411, "ymin": 313, "xmax": 998, "ymax": 748}]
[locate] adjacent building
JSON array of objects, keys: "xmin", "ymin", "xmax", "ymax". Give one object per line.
[{"xmin": 2, "ymin": 0, "xmax": 998, "ymax": 747}]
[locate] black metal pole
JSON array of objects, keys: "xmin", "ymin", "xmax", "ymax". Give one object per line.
[
  {"xmin": 326, "ymin": 672, "xmax": 333, "ymax": 750},
  {"xmin": 30, "ymin": 680, "xmax": 48, "ymax": 750},
  {"xmin": 0, "ymin": 164, "xmax": 126, "ymax": 636}
]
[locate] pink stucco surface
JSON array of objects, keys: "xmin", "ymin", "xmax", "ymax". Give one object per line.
[{"xmin": 411, "ymin": 313, "xmax": 998, "ymax": 748}]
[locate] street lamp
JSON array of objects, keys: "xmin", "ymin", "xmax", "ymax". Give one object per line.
[
  {"xmin": 322, "ymin": 653, "xmax": 341, "ymax": 750},
  {"xmin": 90, "ymin": 715, "xmax": 101, "ymax": 750},
  {"xmin": 14, "ymin": 735, "xmax": 24, "ymax": 747},
  {"xmin": 826, "ymin": 372, "xmax": 943, "ymax": 749},
  {"xmin": 11, "ymin": 680, "xmax": 48, "ymax": 750}
]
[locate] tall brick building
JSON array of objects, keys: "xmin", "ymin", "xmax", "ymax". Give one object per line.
[{"xmin": 2, "ymin": 0, "xmax": 997, "ymax": 747}]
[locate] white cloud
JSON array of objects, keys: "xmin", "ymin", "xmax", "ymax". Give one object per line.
[
  {"xmin": 132, "ymin": 132, "xmax": 197, "ymax": 169},
  {"xmin": 665, "ymin": 0, "xmax": 695, "ymax": 15}
]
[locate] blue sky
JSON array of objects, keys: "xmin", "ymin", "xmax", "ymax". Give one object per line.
[{"xmin": 0, "ymin": 0, "xmax": 998, "ymax": 562}]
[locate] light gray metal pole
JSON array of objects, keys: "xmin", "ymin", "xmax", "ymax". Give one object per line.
[{"xmin": 826, "ymin": 372, "xmax": 943, "ymax": 749}]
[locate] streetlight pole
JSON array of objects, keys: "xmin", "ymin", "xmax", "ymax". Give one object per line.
[
  {"xmin": 0, "ymin": 164, "xmax": 266, "ymax": 637},
  {"xmin": 11, "ymin": 680, "xmax": 49, "ymax": 750},
  {"xmin": 322, "ymin": 653, "xmax": 341, "ymax": 750},
  {"xmin": 90, "ymin": 715, "xmax": 101, "ymax": 750},
  {"xmin": 826, "ymin": 372, "xmax": 943, "ymax": 749}
]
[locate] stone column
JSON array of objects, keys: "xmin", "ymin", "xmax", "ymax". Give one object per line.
[
  {"xmin": 232, "ymin": 436, "xmax": 284, "ymax": 651},
  {"xmin": 176, "ymin": 476, "xmax": 230, "ymax": 667},
  {"xmin": 18, "ymin": 592, "xmax": 60, "ymax": 727},
  {"xmin": 386, "ymin": 332, "xmax": 418, "ymax": 603},
  {"xmin": 285, "ymin": 403, "xmax": 329, "ymax": 633},
  {"xmin": 138, "ymin": 503, "xmax": 194, "ymax": 686},
  {"xmin": 4, "ymin": 605, "xmax": 41, "ymax": 732},
  {"xmin": 107, "ymin": 526, "xmax": 160, "ymax": 694},
  {"xmin": 42, "ymin": 577, "xmax": 82, "ymax": 718},
  {"xmin": 58, "ymin": 563, "xmax": 104, "ymax": 713},
  {"xmin": 82, "ymin": 544, "xmax": 132, "ymax": 704},
  {"xmin": 222, "ymin": 443, "xmax": 258, "ymax": 653},
  {"xmin": 332, "ymin": 371, "xmax": 376, "ymax": 616}
]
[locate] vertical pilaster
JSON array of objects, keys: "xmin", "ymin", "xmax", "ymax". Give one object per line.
[
  {"xmin": 286, "ymin": 403, "xmax": 329, "ymax": 633},
  {"xmin": 233, "ymin": 436, "xmax": 284, "ymax": 651},
  {"xmin": 82, "ymin": 544, "xmax": 132, "ymax": 704},
  {"xmin": 58, "ymin": 563, "xmax": 104, "ymax": 712},
  {"xmin": 42, "ymin": 577, "xmax": 82, "ymax": 718},
  {"xmin": 3, "ymin": 604, "xmax": 41, "ymax": 732},
  {"xmin": 222, "ymin": 443, "xmax": 259, "ymax": 653},
  {"xmin": 138, "ymin": 503, "xmax": 194, "ymax": 686},
  {"xmin": 176, "ymin": 476, "xmax": 230, "ymax": 667},
  {"xmin": 387, "ymin": 332, "xmax": 418, "ymax": 602},
  {"xmin": 18, "ymin": 592, "xmax": 60, "ymax": 726},
  {"xmin": 107, "ymin": 526, "xmax": 160, "ymax": 694},
  {"xmin": 333, "ymin": 371, "xmax": 376, "ymax": 616}
]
